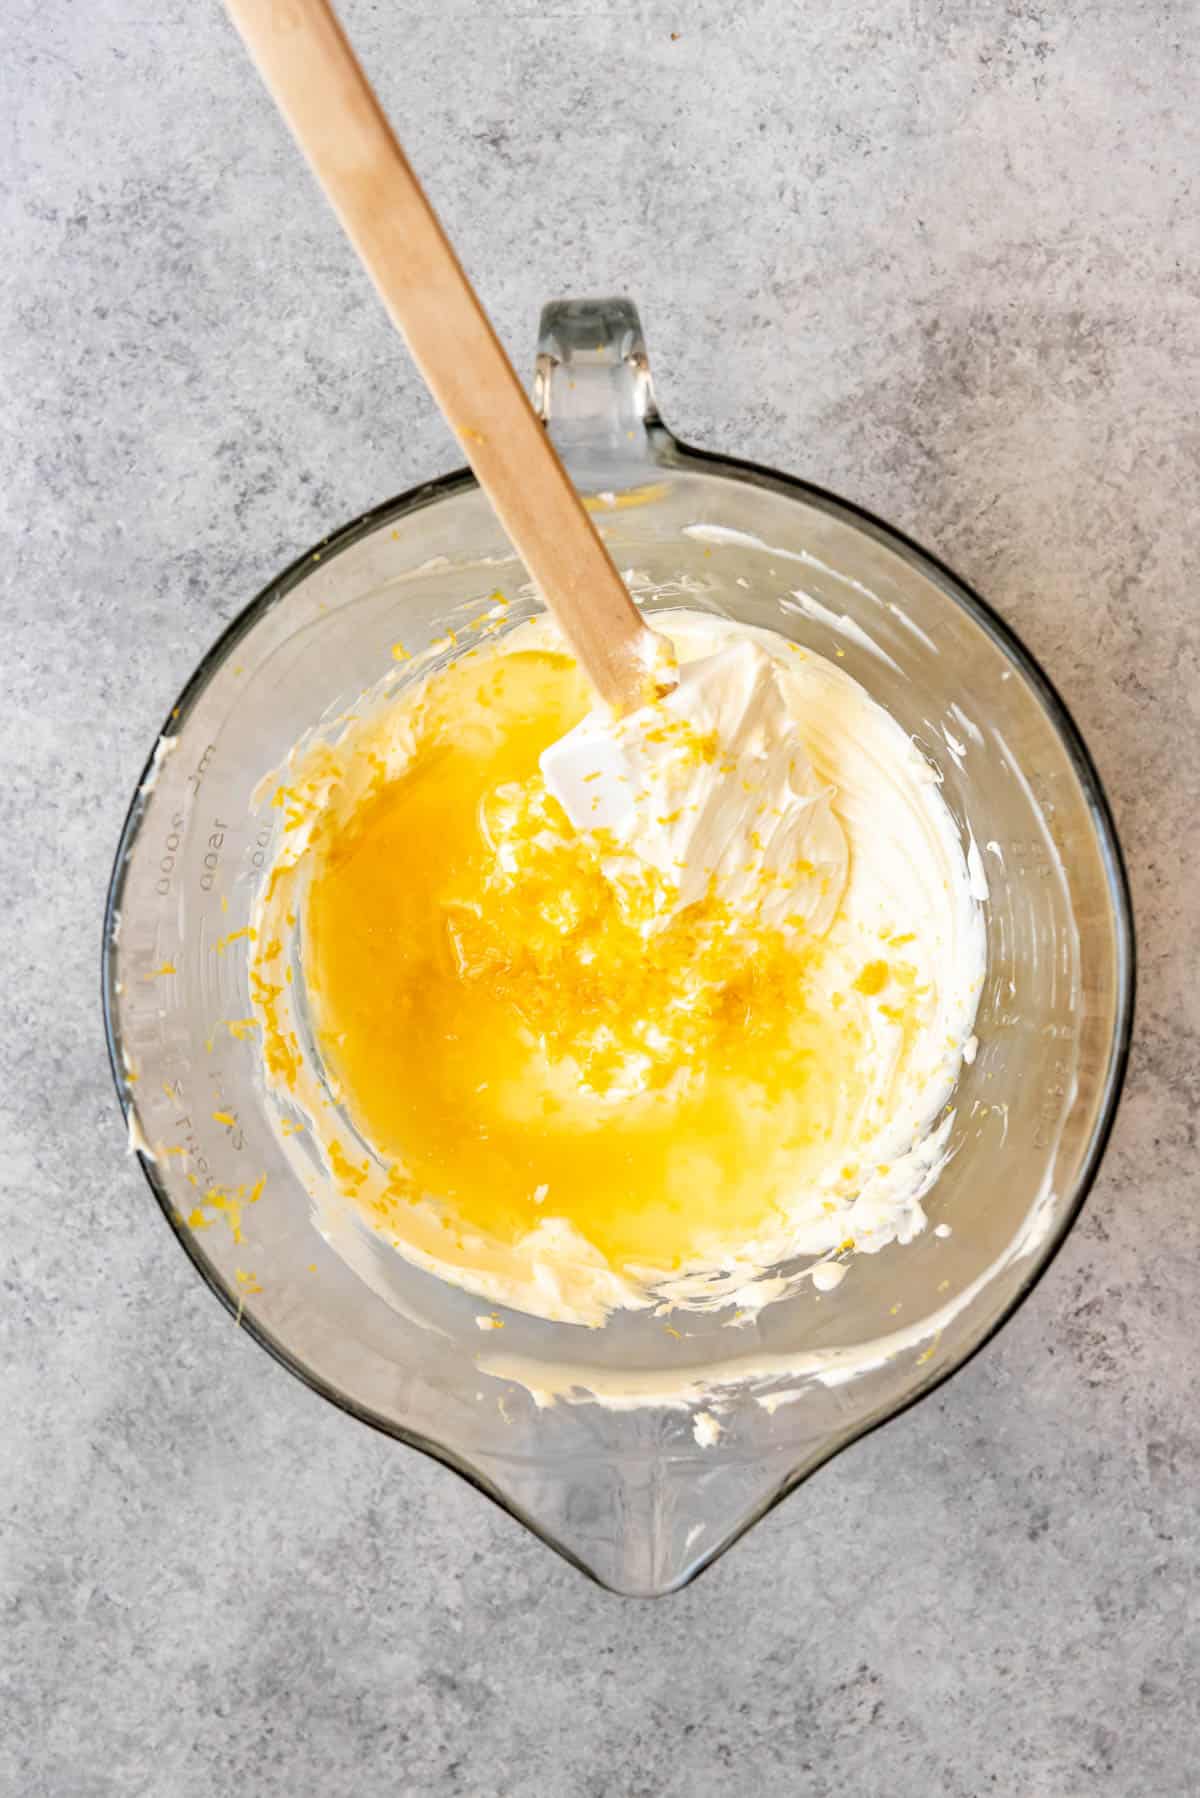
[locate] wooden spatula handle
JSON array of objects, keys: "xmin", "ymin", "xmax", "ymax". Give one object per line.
[{"xmin": 224, "ymin": 0, "xmax": 665, "ymax": 713}]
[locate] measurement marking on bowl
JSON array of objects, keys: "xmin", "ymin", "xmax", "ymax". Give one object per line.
[
  {"xmin": 248, "ymin": 821, "xmax": 274, "ymax": 872},
  {"xmin": 186, "ymin": 743, "xmax": 217, "ymax": 797},
  {"xmin": 154, "ymin": 810, "xmax": 187, "ymax": 897},
  {"xmin": 1034, "ymin": 1056, "xmax": 1072, "ymax": 1151},
  {"xmin": 162, "ymin": 1081, "xmax": 218, "ymax": 1186},
  {"xmin": 199, "ymin": 819, "xmax": 230, "ymax": 893}
]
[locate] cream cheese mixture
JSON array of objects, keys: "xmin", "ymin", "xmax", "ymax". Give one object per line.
[
  {"xmin": 249, "ymin": 609, "xmax": 986, "ymax": 1327},
  {"xmin": 541, "ymin": 636, "xmax": 851, "ymax": 933}
]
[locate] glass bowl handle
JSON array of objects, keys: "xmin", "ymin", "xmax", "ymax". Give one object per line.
[{"xmin": 532, "ymin": 296, "xmax": 676, "ymax": 472}]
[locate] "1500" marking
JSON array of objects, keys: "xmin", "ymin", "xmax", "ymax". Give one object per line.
[{"xmin": 199, "ymin": 820, "xmax": 229, "ymax": 893}]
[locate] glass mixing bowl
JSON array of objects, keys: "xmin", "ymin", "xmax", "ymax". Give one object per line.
[{"xmin": 104, "ymin": 298, "xmax": 1133, "ymax": 1596}]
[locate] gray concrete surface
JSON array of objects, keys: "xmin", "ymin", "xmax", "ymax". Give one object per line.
[{"xmin": 2, "ymin": 1, "xmax": 1197, "ymax": 1792}]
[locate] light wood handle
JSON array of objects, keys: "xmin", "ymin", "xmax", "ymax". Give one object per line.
[{"xmin": 223, "ymin": 0, "xmax": 666, "ymax": 713}]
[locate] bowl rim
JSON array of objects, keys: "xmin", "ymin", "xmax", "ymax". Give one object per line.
[{"xmin": 102, "ymin": 442, "xmax": 1136, "ymax": 1594}]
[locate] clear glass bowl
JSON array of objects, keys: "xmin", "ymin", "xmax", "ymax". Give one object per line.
[{"xmin": 104, "ymin": 298, "xmax": 1133, "ymax": 1596}]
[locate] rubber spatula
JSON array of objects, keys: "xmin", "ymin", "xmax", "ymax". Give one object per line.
[
  {"xmin": 222, "ymin": 0, "xmax": 839, "ymax": 921},
  {"xmin": 222, "ymin": 0, "xmax": 673, "ymax": 717}
]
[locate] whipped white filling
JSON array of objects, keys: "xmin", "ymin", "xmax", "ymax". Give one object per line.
[{"xmin": 541, "ymin": 637, "xmax": 849, "ymax": 933}]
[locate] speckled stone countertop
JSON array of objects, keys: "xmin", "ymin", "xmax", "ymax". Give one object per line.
[{"xmin": 3, "ymin": 2, "xmax": 1197, "ymax": 1792}]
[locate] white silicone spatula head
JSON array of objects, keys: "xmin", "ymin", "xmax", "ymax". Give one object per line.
[{"xmin": 541, "ymin": 636, "xmax": 849, "ymax": 929}]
